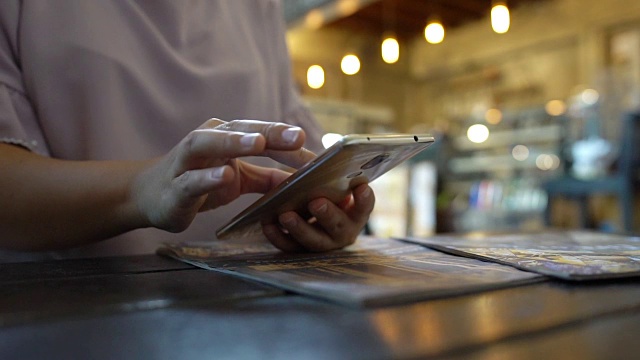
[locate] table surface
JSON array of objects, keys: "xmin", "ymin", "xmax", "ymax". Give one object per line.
[{"xmin": 1, "ymin": 254, "xmax": 639, "ymax": 360}]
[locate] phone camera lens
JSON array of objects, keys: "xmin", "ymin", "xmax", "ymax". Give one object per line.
[{"xmin": 361, "ymin": 153, "xmax": 390, "ymax": 170}]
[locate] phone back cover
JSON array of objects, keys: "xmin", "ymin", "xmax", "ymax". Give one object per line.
[{"xmin": 217, "ymin": 134, "xmax": 434, "ymax": 240}]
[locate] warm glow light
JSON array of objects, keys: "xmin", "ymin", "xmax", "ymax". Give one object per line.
[
  {"xmin": 341, "ymin": 54, "xmax": 361, "ymax": 75},
  {"xmin": 467, "ymin": 124, "xmax": 490, "ymax": 143},
  {"xmin": 545, "ymin": 100, "xmax": 567, "ymax": 116},
  {"xmin": 491, "ymin": 3, "xmax": 510, "ymax": 34},
  {"xmin": 336, "ymin": 0, "xmax": 359, "ymax": 17},
  {"xmin": 485, "ymin": 108, "xmax": 503, "ymax": 124},
  {"xmin": 512, "ymin": 145, "xmax": 530, "ymax": 161},
  {"xmin": 307, "ymin": 65, "xmax": 325, "ymax": 89},
  {"xmin": 381, "ymin": 37, "xmax": 400, "ymax": 64},
  {"xmin": 424, "ymin": 21, "xmax": 445, "ymax": 44},
  {"xmin": 305, "ymin": 9, "xmax": 324, "ymax": 29},
  {"xmin": 322, "ymin": 133, "xmax": 343, "ymax": 148}
]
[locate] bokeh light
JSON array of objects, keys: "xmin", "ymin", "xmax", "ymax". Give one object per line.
[
  {"xmin": 545, "ymin": 100, "xmax": 567, "ymax": 116},
  {"xmin": 425, "ymin": 21, "xmax": 445, "ymax": 44},
  {"xmin": 337, "ymin": 0, "xmax": 359, "ymax": 17},
  {"xmin": 581, "ymin": 89, "xmax": 600, "ymax": 105},
  {"xmin": 536, "ymin": 154, "xmax": 560, "ymax": 170},
  {"xmin": 467, "ymin": 124, "xmax": 490, "ymax": 143},
  {"xmin": 305, "ymin": 9, "xmax": 324, "ymax": 29},
  {"xmin": 381, "ymin": 37, "xmax": 400, "ymax": 64},
  {"xmin": 485, "ymin": 108, "xmax": 503, "ymax": 124},
  {"xmin": 491, "ymin": 3, "xmax": 510, "ymax": 34},
  {"xmin": 307, "ymin": 65, "xmax": 325, "ymax": 89},
  {"xmin": 341, "ymin": 54, "xmax": 361, "ymax": 75},
  {"xmin": 322, "ymin": 133, "xmax": 343, "ymax": 149},
  {"xmin": 512, "ymin": 145, "xmax": 530, "ymax": 161}
]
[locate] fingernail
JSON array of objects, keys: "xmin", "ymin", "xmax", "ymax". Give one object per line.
[
  {"xmin": 241, "ymin": 133, "xmax": 260, "ymax": 149},
  {"xmin": 280, "ymin": 213, "xmax": 297, "ymax": 227},
  {"xmin": 361, "ymin": 186, "xmax": 372, "ymax": 198},
  {"xmin": 282, "ymin": 127, "xmax": 302, "ymax": 144},
  {"xmin": 210, "ymin": 167, "xmax": 225, "ymax": 180}
]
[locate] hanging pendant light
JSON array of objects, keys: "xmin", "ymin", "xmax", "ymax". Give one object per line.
[
  {"xmin": 424, "ymin": 19, "xmax": 445, "ymax": 44},
  {"xmin": 491, "ymin": 1, "xmax": 510, "ymax": 34},
  {"xmin": 381, "ymin": 34, "xmax": 400, "ymax": 64},
  {"xmin": 307, "ymin": 65, "xmax": 325, "ymax": 89},
  {"xmin": 341, "ymin": 54, "xmax": 360, "ymax": 75},
  {"xmin": 380, "ymin": 1, "xmax": 399, "ymax": 64}
]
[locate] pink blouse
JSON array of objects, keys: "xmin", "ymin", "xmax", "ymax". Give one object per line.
[{"xmin": 0, "ymin": 0, "xmax": 324, "ymax": 261}]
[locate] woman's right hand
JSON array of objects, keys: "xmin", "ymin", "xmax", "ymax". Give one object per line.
[{"xmin": 132, "ymin": 118, "xmax": 317, "ymax": 233}]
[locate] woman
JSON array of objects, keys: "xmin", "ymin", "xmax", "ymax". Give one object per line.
[{"xmin": 0, "ymin": 0, "xmax": 374, "ymax": 262}]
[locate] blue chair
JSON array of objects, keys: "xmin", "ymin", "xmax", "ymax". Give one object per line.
[{"xmin": 542, "ymin": 112, "xmax": 640, "ymax": 233}]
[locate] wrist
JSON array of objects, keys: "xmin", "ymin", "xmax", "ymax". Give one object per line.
[{"xmin": 117, "ymin": 159, "xmax": 158, "ymax": 232}]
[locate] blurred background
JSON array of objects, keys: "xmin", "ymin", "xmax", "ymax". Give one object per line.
[{"xmin": 282, "ymin": 0, "xmax": 640, "ymax": 237}]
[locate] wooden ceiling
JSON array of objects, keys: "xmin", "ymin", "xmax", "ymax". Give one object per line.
[{"xmin": 323, "ymin": 0, "xmax": 545, "ymax": 40}]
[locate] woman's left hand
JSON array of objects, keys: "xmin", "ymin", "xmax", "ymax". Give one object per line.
[{"xmin": 262, "ymin": 183, "xmax": 375, "ymax": 252}]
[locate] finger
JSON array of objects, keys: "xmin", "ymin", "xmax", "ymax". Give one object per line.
[
  {"xmin": 201, "ymin": 161, "xmax": 292, "ymax": 210},
  {"xmin": 174, "ymin": 130, "xmax": 266, "ymax": 174},
  {"xmin": 204, "ymin": 162, "xmax": 290, "ymax": 208},
  {"xmin": 215, "ymin": 120, "xmax": 306, "ymax": 150},
  {"xmin": 306, "ymin": 198, "xmax": 349, "ymax": 241},
  {"xmin": 278, "ymin": 211, "xmax": 350, "ymax": 252},
  {"xmin": 262, "ymin": 223, "xmax": 305, "ymax": 252},
  {"xmin": 279, "ymin": 184, "xmax": 374, "ymax": 252},
  {"xmin": 171, "ymin": 165, "xmax": 235, "ymax": 205},
  {"xmin": 237, "ymin": 162, "xmax": 292, "ymax": 194},
  {"xmin": 347, "ymin": 184, "xmax": 376, "ymax": 224},
  {"xmin": 307, "ymin": 185, "xmax": 373, "ymax": 239},
  {"xmin": 264, "ymin": 148, "xmax": 317, "ymax": 169}
]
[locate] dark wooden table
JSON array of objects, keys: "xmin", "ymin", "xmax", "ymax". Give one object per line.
[{"xmin": 1, "ymin": 254, "xmax": 639, "ymax": 360}]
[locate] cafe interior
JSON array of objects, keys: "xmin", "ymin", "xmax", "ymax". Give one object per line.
[
  {"xmin": 2, "ymin": 1, "xmax": 640, "ymax": 359},
  {"xmin": 284, "ymin": 0, "xmax": 640, "ymax": 237}
]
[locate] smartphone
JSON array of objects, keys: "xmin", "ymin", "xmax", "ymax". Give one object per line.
[{"xmin": 216, "ymin": 133, "xmax": 435, "ymax": 240}]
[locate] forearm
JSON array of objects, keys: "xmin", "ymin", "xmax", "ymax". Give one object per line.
[
  {"xmin": 0, "ymin": 120, "xmax": 324, "ymax": 253},
  {"xmin": 0, "ymin": 144, "xmax": 151, "ymax": 251}
]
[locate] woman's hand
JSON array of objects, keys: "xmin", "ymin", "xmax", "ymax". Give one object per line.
[
  {"xmin": 262, "ymin": 183, "xmax": 375, "ymax": 252},
  {"xmin": 132, "ymin": 118, "xmax": 375, "ymax": 252},
  {"xmin": 132, "ymin": 118, "xmax": 315, "ymax": 233},
  {"xmin": 132, "ymin": 118, "xmax": 376, "ymax": 252}
]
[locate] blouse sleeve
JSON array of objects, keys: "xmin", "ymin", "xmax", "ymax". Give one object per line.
[{"xmin": 0, "ymin": 2, "xmax": 49, "ymax": 155}]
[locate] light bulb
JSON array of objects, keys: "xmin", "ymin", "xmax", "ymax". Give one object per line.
[
  {"xmin": 424, "ymin": 21, "xmax": 445, "ymax": 44},
  {"xmin": 381, "ymin": 37, "xmax": 399, "ymax": 64},
  {"xmin": 467, "ymin": 124, "xmax": 489, "ymax": 143},
  {"xmin": 307, "ymin": 65, "xmax": 325, "ymax": 89},
  {"xmin": 341, "ymin": 54, "xmax": 360, "ymax": 75},
  {"xmin": 491, "ymin": 3, "xmax": 510, "ymax": 34}
]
